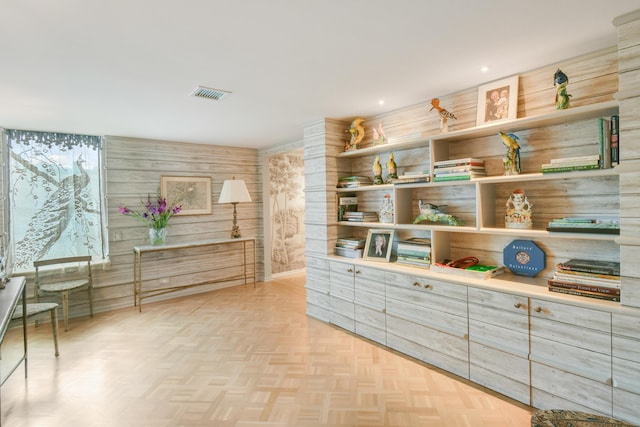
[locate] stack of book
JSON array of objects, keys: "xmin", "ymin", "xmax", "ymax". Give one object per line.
[
  {"xmin": 433, "ymin": 158, "xmax": 486, "ymax": 182},
  {"xmin": 343, "ymin": 211, "xmax": 378, "ymax": 222},
  {"xmin": 390, "ymin": 170, "xmax": 431, "ymax": 184},
  {"xmin": 540, "ymin": 155, "xmax": 600, "ymax": 173},
  {"xmin": 547, "ymin": 217, "xmax": 620, "ymax": 234},
  {"xmin": 337, "ymin": 176, "xmax": 372, "ymax": 188},
  {"xmin": 549, "ymin": 259, "xmax": 621, "ymax": 302},
  {"xmin": 396, "ymin": 237, "xmax": 431, "ymax": 268},
  {"xmin": 335, "ymin": 237, "xmax": 366, "ymax": 258},
  {"xmin": 337, "ymin": 195, "xmax": 358, "ymax": 221},
  {"xmin": 598, "ymin": 115, "xmax": 620, "ymax": 169}
]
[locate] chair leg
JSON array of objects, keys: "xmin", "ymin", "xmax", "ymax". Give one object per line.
[
  {"xmin": 62, "ymin": 291, "xmax": 69, "ymax": 332},
  {"xmin": 89, "ymin": 286, "xmax": 94, "ymax": 318},
  {"xmin": 50, "ymin": 308, "xmax": 60, "ymax": 357}
]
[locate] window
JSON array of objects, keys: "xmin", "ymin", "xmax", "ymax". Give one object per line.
[{"xmin": 4, "ymin": 129, "xmax": 107, "ymax": 272}]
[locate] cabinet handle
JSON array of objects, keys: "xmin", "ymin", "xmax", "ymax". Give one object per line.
[
  {"xmin": 514, "ymin": 303, "xmax": 522, "ymax": 309},
  {"xmin": 355, "ymin": 270, "xmax": 361, "ymax": 274},
  {"xmin": 534, "ymin": 306, "xmax": 542, "ymax": 313},
  {"xmin": 424, "ymin": 284, "xmax": 432, "ymax": 290},
  {"xmin": 413, "ymin": 282, "xmax": 421, "ymax": 287}
]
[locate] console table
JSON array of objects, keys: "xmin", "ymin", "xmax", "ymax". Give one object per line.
[{"xmin": 133, "ymin": 237, "xmax": 256, "ymax": 311}]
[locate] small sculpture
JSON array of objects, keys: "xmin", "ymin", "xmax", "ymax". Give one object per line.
[
  {"xmin": 499, "ymin": 131, "xmax": 521, "ymax": 175},
  {"xmin": 379, "ymin": 194, "xmax": 394, "ymax": 223},
  {"xmin": 372, "ymin": 155, "xmax": 384, "ymax": 184},
  {"xmin": 505, "ymin": 189, "xmax": 533, "ymax": 229},
  {"xmin": 413, "ymin": 200, "xmax": 464, "ymax": 226},
  {"xmin": 345, "ymin": 118, "xmax": 365, "ymax": 150},
  {"xmin": 430, "ymin": 98, "xmax": 457, "ymax": 133},
  {"xmin": 554, "ymin": 69, "xmax": 571, "ymax": 110},
  {"xmin": 372, "ymin": 123, "xmax": 387, "ymax": 146},
  {"xmin": 386, "ymin": 153, "xmax": 398, "ymax": 182}
]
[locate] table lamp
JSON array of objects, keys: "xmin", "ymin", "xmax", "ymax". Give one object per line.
[{"xmin": 218, "ymin": 177, "xmax": 252, "ymax": 238}]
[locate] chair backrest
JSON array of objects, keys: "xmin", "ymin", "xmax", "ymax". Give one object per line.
[{"xmin": 33, "ymin": 256, "xmax": 93, "ymax": 286}]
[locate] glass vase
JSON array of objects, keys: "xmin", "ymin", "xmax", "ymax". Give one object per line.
[{"xmin": 149, "ymin": 227, "xmax": 167, "ymax": 245}]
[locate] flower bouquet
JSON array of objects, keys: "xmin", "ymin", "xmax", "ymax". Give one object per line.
[{"xmin": 119, "ymin": 195, "xmax": 182, "ymax": 245}]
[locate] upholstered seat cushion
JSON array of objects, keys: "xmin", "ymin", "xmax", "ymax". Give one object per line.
[
  {"xmin": 38, "ymin": 279, "xmax": 89, "ymax": 292},
  {"xmin": 531, "ymin": 409, "xmax": 635, "ymax": 427},
  {"xmin": 12, "ymin": 302, "xmax": 59, "ymax": 319}
]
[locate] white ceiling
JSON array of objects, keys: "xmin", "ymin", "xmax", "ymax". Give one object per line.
[{"xmin": 1, "ymin": 1, "xmax": 638, "ymax": 149}]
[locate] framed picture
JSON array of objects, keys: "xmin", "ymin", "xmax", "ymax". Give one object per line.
[
  {"xmin": 160, "ymin": 176, "xmax": 212, "ymax": 215},
  {"xmin": 364, "ymin": 229, "xmax": 395, "ymax": 262},
  {"xmin": 476, "ymin": 75, "xmax": 519, "ymax": 126}
]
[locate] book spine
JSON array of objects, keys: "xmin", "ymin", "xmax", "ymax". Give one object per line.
[
  {"xmin": 541, "ymin": 164, "xmax": 600, "ymax": 173},
  {"xmin": 555, "ymin": 269, "xmax": 620, "ymax": 281},
  {"xmin": 550, "ymin": 155, "xmax": 600, "ymax": 164},
  {"xmin": 433, "ymin": 175, "xmax": 471, "ymax": 182},
  {"xmin": 557, "ymin": 265, "xmax": 619, "ymax": 276},
  {"xmin": 611, "ymin": 114, "xmax": 619, "ymax": 165},
  {"xmin": 598, "ymin": 117, "xmax": 612, "ymax": 169},
  {"xmin": 548, "ymin": 279, "xmax": 620, "ymax": 295},
  {"xmin": 396, "ymin": 250, "xmax": 431, "ymax": 258},
  {"xmin": 548, "ymin": 286, "xmax": 620, "ymax": 302},
  {"xmin": 553, "ymin": 273, "xmax": 620, "ymax": 287}
]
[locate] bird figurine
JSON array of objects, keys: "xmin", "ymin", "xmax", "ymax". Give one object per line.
[
  {"xmin": 345, "ymin": 118, "xmax": 365, "ymax": 150},
  {"xmin": 386, "ymin": 153, "xmax": 398, "ymax": 182},
  {"xmin": 554, "ymin": 69, "xmax": 571, "ymax": 110},
  {"xmin": 372, "ymin": 122, "xmax": 387, "ymax": 146},
  {"xmin": 499, "ymin": 131, "xmax": 521, "ymax": 175},
  {"xmin": 413, "ymin": 200, "xmax": 464, "ymax": 226},
  {"xmin": 430, "ymin": 98, "xmax": 457, "ymax": 133},
  {"xmin": 372, "ymin": 155, "xmax": 383, "ymax": 184}
]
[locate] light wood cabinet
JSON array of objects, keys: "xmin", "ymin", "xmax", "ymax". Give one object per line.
[
  {"xmin": 530, "ymin": 298, "xmax": 612, "ymax": 416},
  {"xmin": 328, "ymin": 260, "xmax": 356, "ymax": 332},
  {"xmin": 354, "ymin": 266, "xmax": 386, "ymax": 345},
  {"xmin": 304, "ymin": 255, "xmax": 331, "ymax": 322},
  {"xmin": 385, "ymin": 271, "xmax": 469, "ymax": 378},
  {"xmin": 612, "ymin": 312, "xmax": 640, "ymax": 424},
  {"xmin": 468, "ymin": 287, "xmax": 530, "ymax": 405}
]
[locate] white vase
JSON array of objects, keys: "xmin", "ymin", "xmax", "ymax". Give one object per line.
[{"xmin": 149, "ymin": 227, "xmax": 167, "ymax": 245}]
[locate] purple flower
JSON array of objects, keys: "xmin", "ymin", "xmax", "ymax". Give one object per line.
[{"xmin": 119, "ymin": 195, "xmax": 182, "ymax": 229}]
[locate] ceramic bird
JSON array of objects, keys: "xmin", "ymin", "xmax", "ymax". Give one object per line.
[
  {"xmin": 386, "ymin": 153, "xmax": 398, "ymax": 181},
  {"xmin": 372, "ymin": 155, "xmax": 383, "ymax": 184},
  {"xmin": 346, "ymin": 118, "xmax": 365, "ymax": 150},
  {"xmin": 499, "ymin": 131, "xmax": 521, "ymax": 175},
  {"xmin": 430, "ymin": 98, "xmax": 457, "ymax": 132},
  {"xmin": 372, "ymin": 123, "xmax": 387, "ymax": 146},
  {"xmin": 554, "ymin": 69, "xmax": 571, "ymax": 110},
  {"xmin": 413, "ymin": 200, "xmax": 464, "ymax": 226}
]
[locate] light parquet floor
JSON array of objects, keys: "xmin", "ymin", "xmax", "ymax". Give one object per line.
[{"xmin": 1, "ymin": 273, "xmax": 535, "ymax": 427}]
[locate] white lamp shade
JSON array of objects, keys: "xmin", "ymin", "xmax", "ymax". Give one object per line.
[{"xmin": 218, "ymin": 178, "xmax": 252, "ymax": 204}]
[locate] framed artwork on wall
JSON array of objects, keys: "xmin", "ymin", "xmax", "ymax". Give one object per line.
[
  {"xmin": 160, "ymin": 176, "xmax": 212, "ymax": 215},
  {"xmin": 364, "ymin": 229, "xmax": 395, "ymax": 262},
  {"xmin": 476, "ymin": 75, "xmax": 519, "ymax": 126}
]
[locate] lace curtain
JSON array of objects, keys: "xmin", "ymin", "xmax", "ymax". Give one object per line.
[{"xmin": 6, "ymin": 129, "xmax": 106, "ymax": 271}]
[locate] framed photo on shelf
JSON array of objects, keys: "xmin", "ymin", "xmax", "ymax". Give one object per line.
[
  {"xmin": 160, "ymin": 176, "xmax": 212, "ymax": 215},
  {"xmin": 476, "ymin": 75, "xmax": 519, "ymax": 126},
  {"xmin": 364, "ymin": 229, "xmax": 395, "ymax": 262}
]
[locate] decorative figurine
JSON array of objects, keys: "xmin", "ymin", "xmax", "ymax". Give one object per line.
[
  {"xmin": 379, "ymin": 194, "xmax": 394, "ymax": 223},
  {"xmin": 345, "ymin": 118, "xmax": 365, "ymax": 151},
  {"xmin": 372, "ymin": 123, "xmax": 387, "ymax": 146},
  {"xmin": 505, "ymin": 189, "xmax": 533, "ymax": 229},
  {"xmin": 499, "ymin": 131, "xmax": 521, "ymax": 175},
  {"xmin": 386, "ymin": 152, "xmax": 398, "ymax": 182},
  {"xmin": 413, "ymin": 200, "xmax": 464, "ymax": 226},
  {"xmin": 430, "ymin": 98, "xmax": 457, "ymax": 133},
  {"xmin": 554, "ymin": 69, "xmax": 571, "ymax": 110},
  {"xmin": 372, "ymin": 155, "xmax": 384, "ymax": 184}
]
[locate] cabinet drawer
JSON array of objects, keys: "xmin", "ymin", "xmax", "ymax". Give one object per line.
[
  {"xmin": 386, "ymin": 271, "xmax": 467, "ymax": 300},
  {"xmin": 330, "ymin": 260, "xmax": 355, "ymax": 278},
  {"xmin": 469, "ymin": 301, "xmax": 529, "ymax": 332},
  {"xmin": 531, "ymin": 316, "xmax": 611, "ymax": 356},
  {"xmin": 469, "ymin": 287, "xmax": 528, "ymax": 315},
  {"xmin": 355, "ymin": 276, "xmax": 385, "ymax": 298},
  {"xmin": 355, "ymin": 286, "xmax": 385, "ymax": 310},
  {"xmin": 469, "ymin": 319, "xmax": 529, "ymax": 357},
  {"xmin": 387, "ymin": 296, "xmax": 467, "ymax": 336},
  {"xmin": 531, "ymin": 298, "xmax": 611, "ymax": 333},
  {"xmin": 331, "ymin": 281, "xmax": 354, "ymax": 300}
]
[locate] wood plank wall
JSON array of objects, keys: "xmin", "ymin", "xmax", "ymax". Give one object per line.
[{"xmin": 1, "ymin": 135, "xmax": 262, "ymax": 318}]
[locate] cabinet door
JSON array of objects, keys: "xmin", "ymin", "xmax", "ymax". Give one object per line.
[
  {"xmin": 305, "ymin": 255, "xmax": 331, "ymax": 321},
  {"xmin": 612, "ymin": 312, "xmax": 640, "ymax": 425},
  {"xmin": 530, "ymin": 298, "xmax": 612, "ymax": 416},
  {"xmin": 468, "ymin": 288, "xmax": 530, "ymax": 405},
  {"xmin": 354, "ymin": 266, "xmax": 386, "ymax": 345},
  {"xmin": 385, "ymin": 271, "xmax": 469, "ymax": 378},
  {"xmin": 329, "ymin": 260, "xmax": 355, "ymax": 332}
]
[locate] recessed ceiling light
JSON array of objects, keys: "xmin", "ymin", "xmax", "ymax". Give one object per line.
[
  {"xmin": 481, "ymin": 66, "xmax": 489, "ymax": 73},
  {"xmin": 378, "ymin": 100, "xmax": 385, "ymax": 105}
]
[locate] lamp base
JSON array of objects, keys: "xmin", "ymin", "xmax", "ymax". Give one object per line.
[{"xmin": 230, "ymin": 202, "xmax": 241, "ymax": 238}]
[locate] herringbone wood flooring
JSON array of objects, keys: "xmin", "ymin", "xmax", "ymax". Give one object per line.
[{"xmin": 1, "ymin": 273, "xmax": 534, "ymax": 426}]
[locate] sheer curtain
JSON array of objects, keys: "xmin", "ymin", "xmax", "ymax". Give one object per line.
[{"xmin": 6, "ymin": 130, "xmax": 107, "ymax": 272}]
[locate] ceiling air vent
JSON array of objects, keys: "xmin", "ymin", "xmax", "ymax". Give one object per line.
[{"xmin": 190, "ymin": 86, "xmax": 231, "ymax": 101}]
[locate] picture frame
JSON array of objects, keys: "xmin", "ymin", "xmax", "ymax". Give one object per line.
[
  {"xmin": 160, "ymin": 176, "xmax": 212, "ymax": 215},
  {"xmin": 476, "ymin": 75, "xmax": 519, "ymax": 126},
  {"xmin": 363, "ymin": 229, "xmax": 395, "ymax": 262}
]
